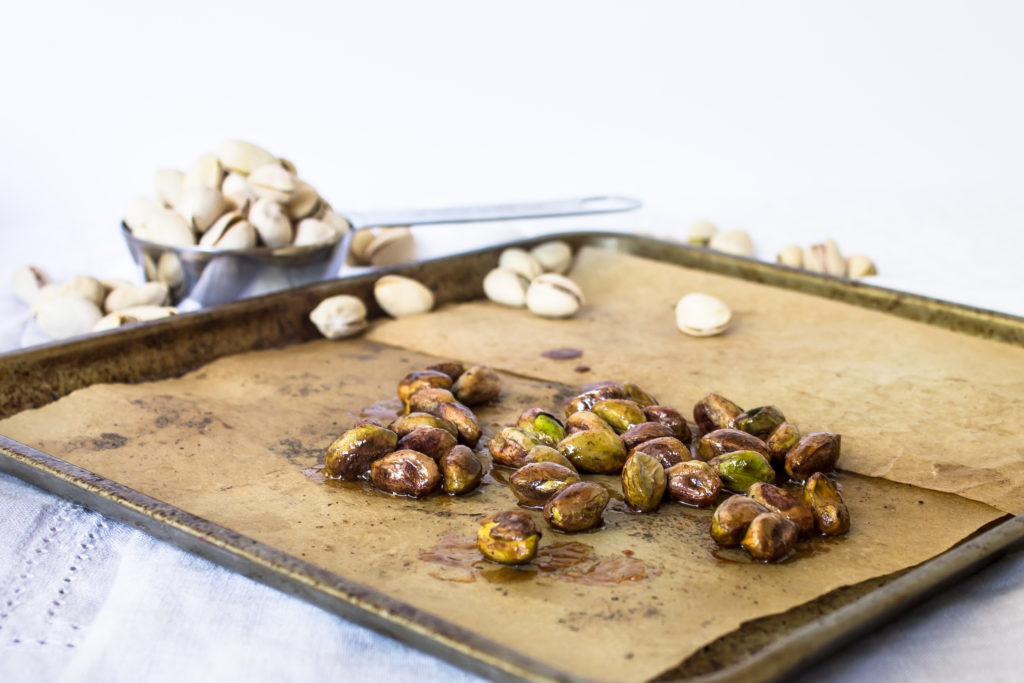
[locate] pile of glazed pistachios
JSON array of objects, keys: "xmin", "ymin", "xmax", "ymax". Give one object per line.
[{"xmin": 479, "ymin": 383, "xmax": 849, "ymax": 565}]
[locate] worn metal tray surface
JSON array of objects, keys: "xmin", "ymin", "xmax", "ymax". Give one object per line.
[{"xmin": 1, "ymin": 232, "xmax": 1023, "ymax": 682}]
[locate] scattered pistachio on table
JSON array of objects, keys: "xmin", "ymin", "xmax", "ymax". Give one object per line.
[
  {"xmin": 483, "ymin": 242, "xmax": 585, "ymax": 319},
  {"xmin": 776, "ymin": 238, "xmax": 878, "ymax": 280},
  {"xmin": 373, "ymin": 274, "xmax": 434, "ymax": 318},
  {"xmin": 309, "ymin": 295, "xmax": 368, "ymax": 339},
  {"xmin": 674, "ymin": 292, "xmax": 732, "ymax": 337}
]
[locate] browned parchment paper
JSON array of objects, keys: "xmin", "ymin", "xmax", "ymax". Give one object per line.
[
  {"xmin": 368, "ymin": 247, "xmax": 1024, "ymax": 515},
  {"xmin": 0, "ymin": 340, "xmax": 1001, "ymax": 683}
]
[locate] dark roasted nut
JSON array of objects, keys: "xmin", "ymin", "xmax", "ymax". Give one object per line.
[
  {"xmin": 742, "ymin": 512, "xmax": 798, "ymax": 562},
  {"xmin": 524, "ymin": 445, "xmax": 578, "ymax": 472},
  {"xmin": 509, "ymin": 462, "xmax": 581, "ymax": 507},
  {"xmin": 563, "ymin": 384, "xmax": 627, "ymax": 417},
  {"xmin": 389, "ymin": 412, "xmax": 459, "ymax": 439},
  {"xmin": 406, "ymin": 386, "xmax": 457, "ymax": 415},
  {"xmin": 477, "ymin": 510, "xmax": 541, "ymax": 564},
  {"xmin": 709, "ymin": 450, "xmax": 776, "ymax": 492},
  {"xmin": 441, "ymin": 445, "xmax": 483, "ymax": 495},
  {"xmin": 620, "ymin": 452, "xmax": 667, "ymax": 512},
  {"xmin": 543, "ymin": 482, "xmax": 610, "ymax": 532},
  {"xmin": 766, "ymin": 421, "xmax": 801, "ymax": 465},
  {"xmin": 565, "ymin": 410, "xmax": 614, "ymax": 434},
  {"xmin": 710, "ymin": 495, "xmax": 769, "ymax": 547},
  {"xmin": 696, "ymin": 428, "xmax": 771, "ymax": 461},
  {"xmin": 451, "ymin": 365, "xmax": 502, "ymax": 406},
  {"xmin": 516, "ymin": 408, "xmax": 567, "ymax": 446},
  {"xmin": 631, "ymin": 436, "xmax": 689, "ymax": 469},
  {"xmin": 642, "ymin": 405, "xmax": 692, "ymax": 442},
  {"xmin": 426, "ymin": 361, "xmax": 465, "ymax": 383},
  {"xmin": 621, "ymin": 422, "xmax": 675, "ymax": 451},
  {"xmin": 747, "ymin": 482, "xmax": 814, "ymax": 536},
  {"xmin": 397, "ymin": 426, "xmax": 458, "ymax": 462},
  {"xmin": 622, "ymin": 381, "xmax": 658, "ymax": 407},
  {"xmin": 693, "ymin": 392, "xmax": 743, "ymax": 433},
  {"xmin": 803, "ymin": 472, "xmax": 851, "ymax": 536},
  {"xmin": 324, "ymin": 424, "xmax": 398, "ymax": 480},
  {"xmin": 666, "ymin": 460, "xmax": 722, "ymax": 507},
  {"xmin": 488, "ymin": 427, "xmax": 542, "ymax": 468},
  {"xmin": 785, "ymin": 432, "xmax": 842, "ymax": 481},
  {"xmin": 397, "ymin": 370, "xmax": 453, "ymax": 406},
  {"xmin": 591, "ymin": 398, "xmax": 646, "ymax": 433},
  {"xmin": 557, "ymin": 428, "xmax": 628, "ymax": 474},
  {"xmin": 370, "ymin": 449, "xmax": 442, "ymax": 496},
  {"xmin": 730, "ymin": 405, "xmax": 785, "ymax": 440},
  {"xmin": 436, "ymin": 401, "xmax": 481, "ymax": 447}
]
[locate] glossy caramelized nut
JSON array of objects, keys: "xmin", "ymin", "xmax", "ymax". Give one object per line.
[
  {"xmin": 488, "ymin": 427, "xmax": 542, "ymax": 468},
  {"xmin": 565, "ymin": 410, "xmax": 614, "ymax": 434},
  {"xmin": 620, "ymin": 452, "xmax": 667, "ymax": 513},
  {"xmin": 631, "ymin": 436, "xmax": 689, "ymax": 470},
  {"xmin": 696, "ymin": 428, "xmax": 771, "ymax": 462},
  {"xmin": 406, "ymin": 386, "xmax": 456, "ymax": 415},
  {"xmin": 591, "ymin": 398, "xmax": 646, "ymax": 433},
  {"xmin": 441, "ymin": 445, "xmax": 483, "ymax": 495},
  {"xmin": 621, "ymin": 381, "xmax": 658, "ymax": 408},
  {"xmin": 621, "ymin": 422, "xmax": 675, "ymax": 451},
  {"xmin": 451, "ymin": 365, "xmax": 502, "ymax": 406},
  {"xmin": 324, "ymin": 424, "xmax": 398, "ymax": 480},
  {"xmin": 563, "ymin": 384, "xmax": 627, "ymax": 417},
  {"xmin": 730, "ymin": 405, "xmax": 786, "ymax": 440},
  {"xmin": 397, "ymin": 370, "xmax": 453, "ymax": 407},
  {"xmin": 742, "ymin": 512, "xmax": 799, "ymax": 562},
  {"xmin": 523, "ymin": 445, "xmax": 578, "ymax": 472},
  {"xmin": 711, "ymin": 495, "xmax": 769, "ymax": 547},
  {"xmin": 709, "ymin": 450, "xmax": 775, "ymax": 492},
  {"xmin": 785, "ymin": 432, "xmax": 842, "ymax": 481},
  {"xmin": 803, "ymin": 472, "xmax": 851, "ymax": 536},
  {"xmin": 436, "ymin": 401, "xmax": 481, "ymax": 447},
  {"xmin": 389, "ymin": 412, "xmax": 458, "ymax": 440},
  {"xmin": 397, "ymin": 426, "xmax": 458, "ymax": 462},
  {"xmin": 665, "ymin": 460, "xmax": 722, "ymax": 508},
  {"xmin": 747, "ymin": 482, "xmax": 814, "ymax": 536},
  {"xmin": 642, "ymin": 405, "xmax": 692, "ymax": 442},
  {"xmin": 370, "ymin": 449, "xmax": 442, "ymax": 497},
  {"xmin": 693, "ymin": 393, "xmax": 743, "ymax": 434},
  {"xmin": 425, "ymin": 361, "xmax": 465, "ymax": 383},
  {"xmin": 557, "ymin": 428, "xmax": 628, "ymax": 474},
  {"xmin": 516, "ymin": 408, "xmax": 567, "ymax": 446},
  {"xmin": 543, "ymin": 482, "xmax": 610, "ymax": 532},
  {"xmin": 766, "ymin": 421, "xmax": 801, "ymax": 465},
  {"xmin": 509, "ymin": 462, "xmax": 580, "ymax": 508},
  {"xmin": 477, "ymin": 510, "xmax": 541, "ymax": 565}
]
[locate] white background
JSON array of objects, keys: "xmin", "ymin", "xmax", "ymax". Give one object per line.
[{"xmin": 1, "ymin": 2, "xmax": 1023, "ymax": 681}]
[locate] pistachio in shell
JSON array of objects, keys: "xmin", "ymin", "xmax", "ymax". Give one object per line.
[
  {"xmin": 591, "ymin": 398, "xmax": 646, "ymax": 433},
  {"xmin": 516, "ymin": 408, "xmax": 567, "ymax": 446},
  {"xmin": 397, "ymin": 370, "xmax": 453, "ymax": 407},
  {"xmin": 523, "ymin": 445, "xmax": 578, "ymax": 472},
  {"xmin": 563, "ymin": 384, "xmax": 627, "ymax": 417},
  {"xmin": 666, "ymin": 460, "xmax": 722, "ymax": 508},
  {"xmin": 324, "ymin": 424, "xmax": 398, "ymax": 480},
  {"xmin": 565, "ymin": 410, "xmax": 614, "ymax": 434},
  {"xmin": 693, "ymin": 393, "xmax": 743, "ymax": 434},
  {"xmin": 451, "ymin": 365, "xmax": 501, "ymax": 406},
  {"xmin": 397, "ymin": 426, "xmax": 458, "ymax": 462},
  {"xmin": 731, "ymin": 405, "xmax": 786, "ymax": 440},
  {"xmin": 785, "ymin": 432, "xmax": 842, "ymax": 481},
  {"xmin": 488, "ymin": 427, "xmax": 542, "ymax": 468},
  {"xmin": 620, "ymin": 422, "xmax": 675, "ymax": 451},
  {"xmin": 620, "ymin": 452, "xmax": 667, "ymax": 513},
  {"xmin": 642, "ymin": 405, "xmax": 692, "ymax": 442},
  {"xmin": 477, "ymin": 510, "xmax": 542, "ymax": 565},
  {"xmin": 370, "ymin": 449, "xmax": 442, "ymax": 497},
  {"xmin": 389, "ymin": 412, "xmax": 459, "ymax": 439},
  {"xmin": 425, "ymin": 361, "xmax": 465, "ymax": 383},
  {"xmin": 747, "ymin": 482, "xmax": 815, "ymax": 536},
  {"xmin": 742, "ymin": 512, "xmax": 799, "ymax": 562},
  {"xmin": 803, "ymin": 472, "xmax": 850, "ymax": 536},
  {"xmin": 709, "ymin": 450, "xmax": 776, "ymax": 492},
  {"xmin": 406, "ymin": 386, "xmax": 457, "ymax": 415},
  {"xmin": 543, "ymin": 482, "xmax": 610, "ymax": 532},
  {"xmin": 509, "ymin": 462, "xmax": 581, "ymax": 508},
  {"xmin": 696, "ymin": 428, "xmax": 771, "ymax": 462},
  {"xmin": 621, "ymin": 381, "xmax": 658, "ymax": 408},
  {"xmin": 631, "ymin": 436, "xmax": 689, "ymax": 470},
  {"xmin": 441, "ymin": 445, "xmax": 484, "ymax": 495},
  {"xmin": 436, "ymin": 401, "xmax": 481, "ymax": 447},
  {"xmin": 557, "ymin": 428, "xmax": 628, "ymax": 474},
  {"xmin": 710, "ymin": 495, "xmax": 770, "ymax": 547},
  {"xmin": 766, "ymin": 421, "xmax": 801, "ymax": 465}
]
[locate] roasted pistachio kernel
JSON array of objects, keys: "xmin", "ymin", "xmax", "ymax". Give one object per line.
[
  {"xmin": 451, "ymin": 365, "xmax": 502, "ymax": 406},
  {"xmin": 425, "ymin": 361, "xmax": 466, "ymax": 383},
  {"xmin": 730, "ymin": 405, "xmax": 786, "ymax": 440},
  {"xmin": 642, "ymin": 405, "xmax": 692, "ymax": 442},
  {"xmin": 441, "ymin": 445, "xmax": 483, "ymax": 495},
  {"xmin": 509, "ymin": 462, "xmax": 581, "ymax": 508},
  {"xmin": 785, "ymin": 432, "xmax": 842, "ymax": 481},
  {"xmin": 436, "ymin": 401, "xmax": 481, "ymax": 447},
  {"xmin": 696, "ymin": 428, "xmax": 771, "ymax": 462},
  {"xmin": 803, "ymin": 472, "xmax": 851, "ymax": 536},
  {"xmin": 543, "ymin": 482, "xmax": 610, "ymax": 532},
  {"xmin": 591, "ymin": 398, "xmax": 646, "ymax": 433},
  {"xmin": 557, "ymin": 428, "xmax": 628, "ymax": 474},
  {"xmin": 389, "ymin": 412, "xmax": 459, "ymax": 439},
  {"xmin": 488, "ymin": 427, "xmax": 542, "ymax": 468},
  {"xmin": 621, "ymin": 381, "xmax": 658, "ymax": 408},
  {"xmin": 621, "ymin": 422, "xmax": 675, "ymax": 451},
  {"xmin": 370, "ymin": 449, "xmax": 442, "ymax": 497},
  {"xmin": 397, "ymin": 426, "xmax": 458, "ymax": 462},
  {"xmin": 711, "ymin": 495, "xmax": 770, "ymax": 547},
  {"xmin": 477, "ymin": 510, "xmax": 542, "ymax": 564},
  {"xmin": 406, "ymin": 386, "xmax": 456, "ymax": 415},
  {"xmin": 621, "ymin": 452, "xmax": 667, "ymax": 512},
  {"xmin": 709, "ymin": 450, "xmax": 776, "ymax": 492},
  {"xmin": 742, "ymin": 512, "xmax": 799, "ymax": 562},
  {"xmin": 666, "ymin": 460, "xmax": 722, "ymax": 507},
  {"xmin": 397, "ymin": 369, "xmax": 453, "ymax": 406},
  {"xmin": 631, "ymin": 436, "xmax": 689, "ymax": 470},
  {"xmin": 766, "ymin": 421, "xmax": 801, "ymax": 464},
  {"xmin": 563, "ymin": 384, "xmax": 627, "ymax": 417},
  {"xmin": 523, "ymin": 445, "xmax": 578, "ymax": 472},
  {"xmin": 516, "ymin": 408, "xmax": 567, "ymax": 446},
  {"xmin": 324, "ymin": 424, "xmax": 398, "ymax": 480},
  {"xmin": 565, "ymin": 410, "xmax": 615, "ymax": 434},
  {"xmin": 693, "ymin": 393, "xmax": 743, "ymax": 434},
  {"xmin": 747, "ymin": 482, "xmax": 815, "ymax": 536}
]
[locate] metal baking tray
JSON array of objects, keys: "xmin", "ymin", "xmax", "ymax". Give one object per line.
[{"xmin": 2, "ymin": 231, "xmax": 1023, "ymax": 682}]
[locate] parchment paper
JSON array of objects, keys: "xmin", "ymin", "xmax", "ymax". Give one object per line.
[
  {"xmin": 0, "ymin": 340, "xmax": 1002, "ymax": 683},
  {"xmin": 368, "ymin": 247, "xmax": 1024, "ymax": 515}
]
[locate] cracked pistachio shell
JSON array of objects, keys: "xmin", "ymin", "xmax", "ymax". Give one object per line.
[
  {"xmin": 543, "ymin": 482, "xmax": 610, "ymax": 532},
  {"xmin": 621, "ymin": 422, "xmax": 675, "ymax": 451},
  {"xmin": 525, "ymin": 273, "xmax": 584, "ymax": 318},
  {"xmin": 124, "ymin": 197, "xmax": 166, "ymax": 234},
  {"xmin": 397, "ymin": 426, "xmax": 458, "ymax": 462},
  {"xmin": 766, "ymin": 421, "xmax": 801, "ymax": 465},
  {"xmin": 12, "ymin": 266, "xmax": 50, "ymax": 306},
  {"xmin": 425, "ymin": 361, "xmax": 465, "ymax": 383},
  {"xmin": 666, "ymin": 460, "xmax": 722, "ymax": 507},
  {"xmin": 248, "ymin": 198, "xmax": 293, "ymax": 248},
  {"xmin": 742, "ymin": 512, "xmax": 799, "ymax": 562},
  {"xmin": 388, "ymin": 412, "xmax": 458, "ymax": 440},
  {"xmin": 803, "ymin": 472, "xmax": 851, "ymax": 536},
  {"xmin": 686, "ymin": 219, "xmax": 718, "ymax": 246},
  {"xmin": 675, "ymin": 292, "xmax": 732, "ymax": 336},
  {"xmin": 731, "ymin": 405, "xmax": 786, "ymax": 440},
  {"xmin": 621, "ymin": 382, "xmax": 657, "ymax": 408},
  {"xmin": 441, "ymin": 445, "xmax": 483, "ymax": 495},
  {"xmin": 642, "ymin": 405, "xmax": 692, "ymax": 442},
  {"xmin": 498, "ymin": 247, "xmax": 543, "ymax": 281},
  {"xmin": 451, "ymin": 365, "xmax": 501, "ymax": 406},
  {"xmin": 846, "ymin": 254, "xmax": 878, "ymax": 279},
  {"xmin": 483, "ymin": 267, "xmax": 530, "ymax": 308},
  {"xmin": 104, "ymin": 282, "xmax": 169, "ymax": 313},
  {"xmin": 510, "ymin": 462, "xmax": 580, "ymax": 508},
  {"xmin": 374, "ymin": 275, "xmax": 434, "ymax": 318},
  {"xmin": 316, "ymin": 206, "xmax": 352, "ymax": 236},
  {"xmin": 406, "ymin": 386, "xmax": 456, "ymax": 415},
  {"xmin": 154, "ymin": 169, "xmax": 184, "ymax": 208},
  {"xmin": 60, "ymin": 275, "xmax": 106, "ymax": 307},
  {"xmin": 557, "ymin": 428, "xmax": 628, "ymax": 474},
  {"xmin": 591, "ymin": 398, "xmax": 646, "ymax": 433},
  {"xmin": 287, "ymin": 179, "xmax": 321, "ymax": 220},
  {"xmin": 92, "ymin": 305, "xmax": 177, "ymax": 332},
  {"xmin": 516, "ymin": 408, "xmax": 566, "ymax": 446},
  {"xmin": 488, "ymin": 427, "xmax": 541, "ymax": 468},
  {"xmin": 708, "ymin": 229, "xmax": 754, "ymax": 257},
  {"xmin": 709, "ymin": 450, "xmax": 775, "ymax": 492},
  {"xmin": 565, "ymin": 410, "xmax": 614, "ymax": 434},
  {"xmin": 563, "ymin": 384, "xmax": 627, "ymax": 417},
  {"xmin": 353, "ymin": 226, "xmax": 415, "ymax": 267},
  {"xmin": 711, "ymin": 495, "xmax": 769, "ymax": 547},
  {"xmin": 529, "ymin": 240, "xmax": 573, "ymax": 274},
  {"xmin": 397, "ymin": 370, "xmax": 453, "ymax": 406},
  {"xmin": 199, "ymin": 211, "xmax": 242, "ymax": 246},
  {"xmin": 370, "ymin": 449, "xmax": 441, "ymax": 497},
  {"xmin": 776, "ymin": 244, "xmax": 803, "ymax": 268},
  {"xmin": 309, "ymin": 295, "xmax": 368, "ymax": 339},
  {"xmin": 247, "ymin": 163, "xmax": 297, "ymax": 202},
  {"xmin": 477, "ymin": 510, "xmax": 541, "ymax": 565},
  {"xmin": 621, "ymin": 452, "xmax": 667, "ymax": 513},
  {"xmin": 184, "ymin": 152, "xmax": 224, "ymax": 189},
  {"xmin": 221, "ymin": 172, "xmax": 253, "ymax": 209},
  {"xmin": 138, "ymin": 209, "xmax": 196, "ymax": 246},
  {"xmin": 217, "ymin": 140, "xmax": 277, "ymax": 174},
  {"xmin": 785, "ymin": 432, "xmax": 842, "ymax": 481},
  {"xmin": 324, "ymin": 424, "xmax": 398, "ymax": 480},
  {"xmin": 436, "ymin": 401, "xmax": 481, "ymax": 447},
  {"xmin": 293, "ymin": 218, "xmax": 340, "ymax": 247},
  {"xmin": 748, "ymin": 482, "xmax": 815, "ymax": 536},
  {"xmin": 35, "ymin": 296, "xmax": 103, "ymax": 340},
  {"xmin": 216, "ymin": 220, "xmax": 258, "ymax": 249},
  {"xmin": 696, "ymin": 428, "xmax": 771, "ymax": 462},
  {"xmin": 631, "ymin": 436, "xmax": 689, "ymax": 470},
  {"xmin": 524, "ymin": 445, "xmax": 578, "ymax": 472},
  {"xmin": 693, "ymin": 393, "xmax": 743, "ymax": 433}
]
